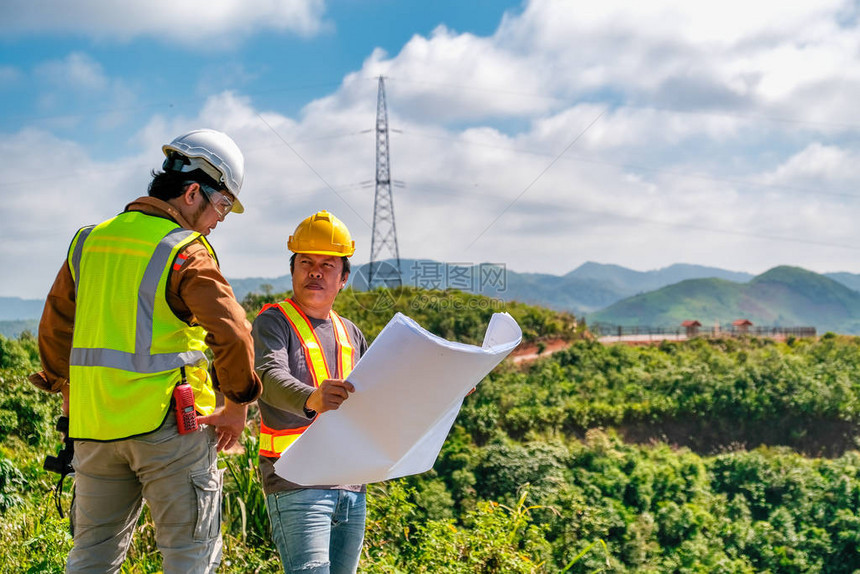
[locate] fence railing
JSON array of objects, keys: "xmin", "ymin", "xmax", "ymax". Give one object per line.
[{"xmin": 591, "ymin": 323, "xmax": 817, "ymax": 339}]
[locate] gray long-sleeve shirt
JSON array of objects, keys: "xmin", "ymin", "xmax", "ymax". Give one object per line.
[{"xmin": 252, "ymin": 304, "xmax": 368, "ymax": 495}]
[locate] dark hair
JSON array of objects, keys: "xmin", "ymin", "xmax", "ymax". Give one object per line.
[
  {"xmin": 148, "ymin": 168, "xmax": 222, "ymax": 201},
  {"xmin": 290, "ymin": 253, "xmax": 351, "ymax": 280}
]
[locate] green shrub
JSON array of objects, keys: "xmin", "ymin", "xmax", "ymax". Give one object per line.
[
  {"xmin": 0, "ymin": 457, "xmax": 25, "ymax": 512},
  {"xmin": 0, "ymin": 374, "xmax": 59, "ymax": 447}
]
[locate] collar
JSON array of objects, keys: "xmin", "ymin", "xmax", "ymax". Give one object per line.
[{"xmin": 124, "ymin": 196, "xmax": 194, "ymax": 230}]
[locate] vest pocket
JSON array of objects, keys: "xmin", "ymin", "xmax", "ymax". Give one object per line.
[{"xmin": 191, "ymin": 467, "xmax": 224, "ymax": 541}]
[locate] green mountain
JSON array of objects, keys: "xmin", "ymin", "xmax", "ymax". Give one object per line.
[
  {"xmin": 347, "ymin": 259, "xmax": 757, "ymax": 314},
  {"xmin": 8, "ymin": 262, "xmax": 860, "ymax": 331},
  {"xmin": 566, "ymin": 261, "xmax": 753, "ymax": 293},
  {"xmin": 0, "ymin": 297, "xmax": 45, "ymax": 321},
  {"xmin": 592, "ymin": 265, "xmax": 860, "ymax": 334},
  {"xmin": 824, "ymin": 271, "xmax": 860, "ymax": 292},
  {"xmin": 0, "ymin": 319, "xmax": 38, "ymax": 338},
  {"xmin": 225, "ymin": 260, "xmax": 621, "ymax": 312},
  {"xmin": 224, "ymin": 274, "xmax": 293, "ymax": 299},
  {"xmin": 0, "ymin": 297, "xmax": 44, "ymax": 338}
]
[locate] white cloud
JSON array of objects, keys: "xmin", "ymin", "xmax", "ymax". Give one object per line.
[
  {"xmin": 0, "ymin": 128, "xmax": 148, "ymax": 297},
  {"xmin": 5, "ymin": 0, "xmax": 860, "ymax": 298},
  {"xmin": 481, "ymin": 0, "xmax": 860, "ymax": 130},
  {"xmin": 0, "ymin": 0, "xmax": 327, "ymax": 44},
  {"xmin": 35, "ymin": 52, "xmax": 108, "ymax": 91},
  {"xmin": 760, "ymin": 143, "xmax": 860, "ymax": 192},
  {"xmin": 302, "ymin": 0, "xmax": 859, "ymax": 152},
  {"xmin": 513, "ymin": 0, "xmax": 841, "ymax": 45},
  {"xmin": 28, "ymin": 52, "xmax": 140, "ymax": 131},
  {"xmin": 374, "ymin": 26, "xmax": 552, "ymax": 121}
]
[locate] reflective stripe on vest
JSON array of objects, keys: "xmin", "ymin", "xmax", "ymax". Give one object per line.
[
  {"xmin": 67, "ymin": 212, "xmax": 217, "ymax": 440},
  {"xmin": 70, "ymin": 225, "xmax": 206, "ymax": 373},
  {"xmin": 258, "ymin": 299, "xmax": 355, "ymax": 458}
]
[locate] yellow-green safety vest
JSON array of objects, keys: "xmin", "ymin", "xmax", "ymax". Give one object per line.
[
  {"xmin": 67, "ymin": 211, "xmax": 217, "ymax": 440},
  {"xmin": 258, "ymin": 298, "xmax": 355, "ymax": 458}
]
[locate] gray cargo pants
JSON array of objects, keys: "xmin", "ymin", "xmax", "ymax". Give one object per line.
[{"xmin": 66, "ymin": 411, "xmax": 223, "ymax": 574}]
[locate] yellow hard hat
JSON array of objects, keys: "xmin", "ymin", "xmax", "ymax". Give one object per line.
[{"xmin": 288, "ymin": 210, "xmax": 355, "ymax": 257}]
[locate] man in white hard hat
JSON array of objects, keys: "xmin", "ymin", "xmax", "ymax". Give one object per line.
[
  {"xmin": 29, "ymin": 128, "xmax": 263, "ymax": 573},
  {"xmin": 253, "ymin": 210, "xmax": 368, "ymax": 574}
]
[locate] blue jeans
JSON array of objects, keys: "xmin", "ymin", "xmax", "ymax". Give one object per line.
[{"xmin": 266, "ymin": 489, "xmax": 366, "ymax": 574}]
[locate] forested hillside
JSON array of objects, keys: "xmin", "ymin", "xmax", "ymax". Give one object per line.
[{"xmin": 4, "ymin": 291, "xmax": 860, "ymax": 572}]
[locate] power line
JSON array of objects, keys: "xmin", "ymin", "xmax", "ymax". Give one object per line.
[
  {"xmin": 0, "ymin": 130, "xmax": 372, "ymax": 190},
  {"xmin": 570, "ymin": 204, "xmax": 860, "ymax": 252},
  {"xmin": 385, "ymin": 77, "xmax": 563, "ymax": 102},
  {"xmin": 0, "ymin": 80, "xmax": 353, "ymax": 125},
  {"xmin": 255, "ymin": 113, "xmax": 372, "ymax": 230},
  {"xmin": 385, "ymin": 76, "xmax": 860, "ymax": 132},
  {"xmin": 388, "ymin": 180, "xmax": 860, "ymax": 252},
  {"xmin": 6, "ymin": 74, "xmax": 859, "ymax": 252},
  {"xmin": 396, "ymin": 129, "xmax": 860, "ymax": 201},
  {"xmin": 9, "ymin": 73, "xmax": 858, "ymax": 134},
  {"xmin": 467, "ymin": 107, "xmax": 607, "ymax": 249}
]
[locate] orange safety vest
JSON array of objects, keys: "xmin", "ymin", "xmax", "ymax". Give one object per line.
[{"xmin": 258, "ymin": 298, "xmax": 355, "ymax": 458}]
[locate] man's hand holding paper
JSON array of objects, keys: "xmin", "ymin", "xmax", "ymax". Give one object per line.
[
  {"xmin": 274, "ymin": 311, "xmax": 522, "ymax": 486},
  {"xmin": 306, "ymin": 378, "xmax": 355, "ymax": 414}
]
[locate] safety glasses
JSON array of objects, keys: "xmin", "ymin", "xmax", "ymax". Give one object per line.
[{"xmin": 199, "ymin": 183, "xmax": 234, "ymax": 220}]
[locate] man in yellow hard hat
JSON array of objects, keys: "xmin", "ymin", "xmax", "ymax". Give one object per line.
[
  {"xmin": 29, "ymin": 129, "xmax": 263, "ymax": 573},
  {"xmin": 252, "ymin": 210, "xmax": 368, "ymax": 574}
]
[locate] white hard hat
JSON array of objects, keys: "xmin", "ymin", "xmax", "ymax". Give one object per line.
[{"xmin": 162, "ymin": 128, "xmax": 246, "ymax": 214}]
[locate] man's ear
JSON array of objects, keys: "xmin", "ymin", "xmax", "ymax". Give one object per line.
[
  {"xmin": 341, "ymin": 271, "xmax": 350, "ymax": 289},
  {"xmin": 182, "ymin": 182, "xmax": 201, "ymax": 206}
]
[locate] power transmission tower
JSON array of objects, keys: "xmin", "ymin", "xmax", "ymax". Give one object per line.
[{"xmin": 368, "ymin": 76, "xmax": 403, "ymax": 288}]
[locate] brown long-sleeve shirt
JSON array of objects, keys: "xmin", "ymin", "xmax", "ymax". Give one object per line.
[{"xmin": 30, "ymin": 196, "xmax": 262, "ymax": 405}]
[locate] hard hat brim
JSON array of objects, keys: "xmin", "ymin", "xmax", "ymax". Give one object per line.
[
  {"xmin": 290, "ymin": 248, "xmax": 355, "ymax": 257},
  {"xmin": 230, "ymin": 197, "xmax": 245, "ymax": 214}
]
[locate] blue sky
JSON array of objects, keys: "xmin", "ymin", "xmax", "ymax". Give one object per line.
[
  {"xmin": 0, "ymin": 1, "xmax": 512, "ymax": 155},
  {"xmin": 3, "ymin": 0, "xmax": 860, "ymax": 299}
]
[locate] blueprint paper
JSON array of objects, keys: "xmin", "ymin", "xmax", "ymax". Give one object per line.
[{"xmin": 274, "ymin": 312, "xmax": 522, "ymax": 485}]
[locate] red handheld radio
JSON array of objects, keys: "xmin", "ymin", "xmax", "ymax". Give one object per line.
[{"xmin": 174, "ymin": 367, "xmax": 198, "ymax": 434}]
